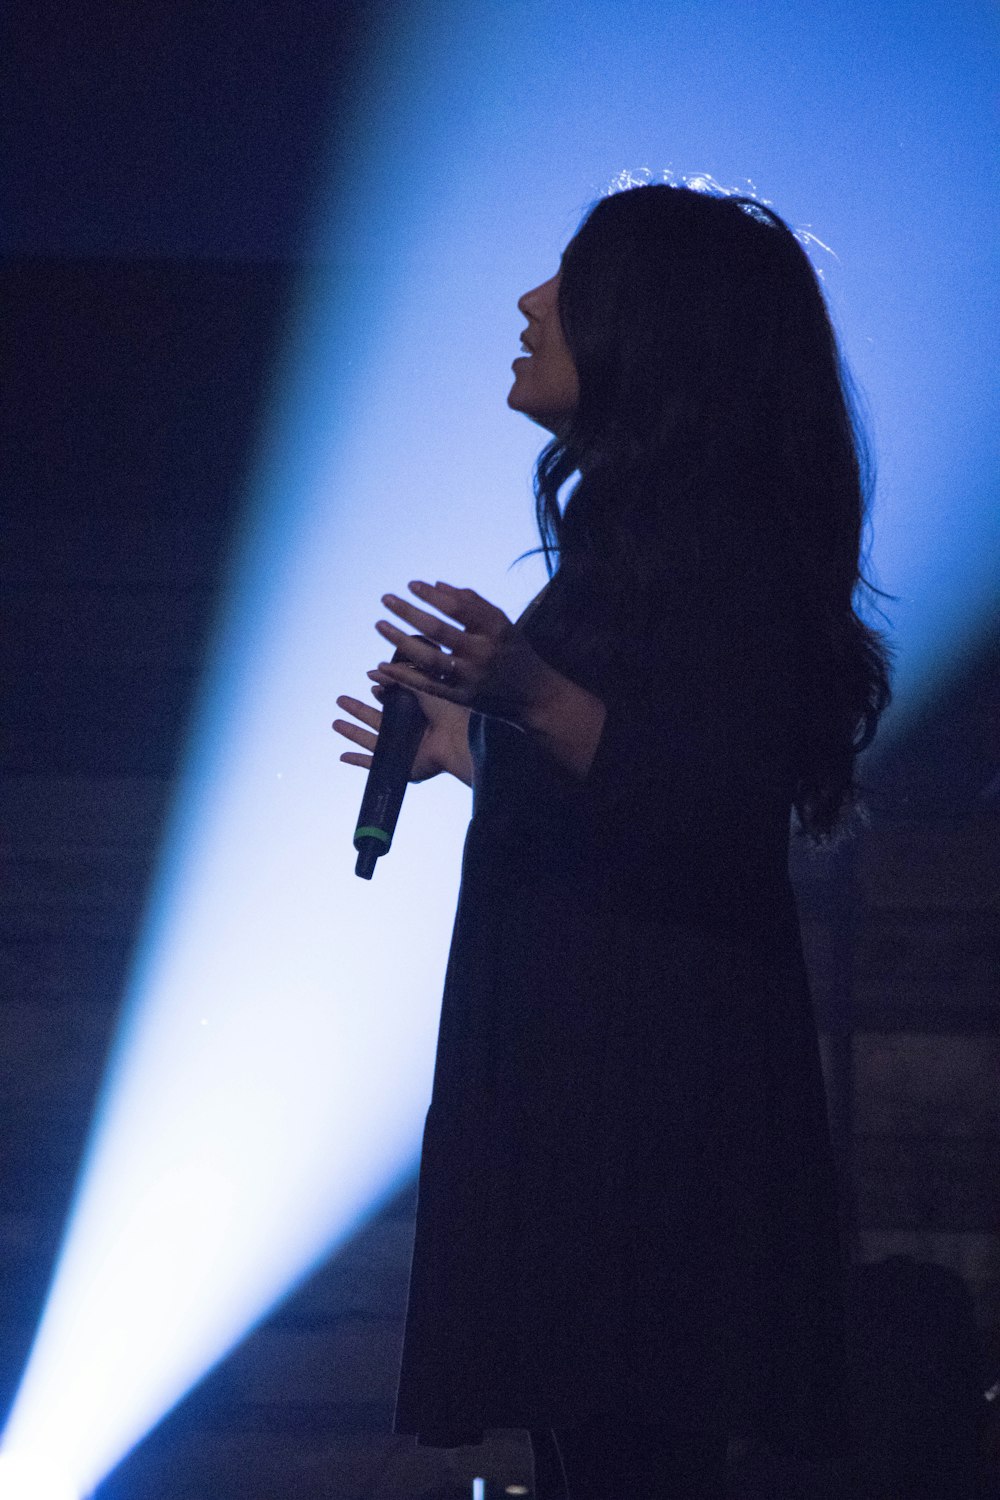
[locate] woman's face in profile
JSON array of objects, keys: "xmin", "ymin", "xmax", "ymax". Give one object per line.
[{"xmin": 508, "ymin": 266, "xmax": 579, "ymax": 434}]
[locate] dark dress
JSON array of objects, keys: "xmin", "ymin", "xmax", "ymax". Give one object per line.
[{"xmin": 391, "ymin": 565, "xmax": 847, "ymax": 1466}]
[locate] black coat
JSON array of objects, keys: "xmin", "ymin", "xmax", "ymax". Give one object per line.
[{"xmin": 392, "ymin": 567, "xmax": 847, "ymax": 1463}]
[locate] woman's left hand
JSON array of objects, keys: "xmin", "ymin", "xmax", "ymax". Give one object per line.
[{"xmin": 370, "ymin": 579, "xmax": 555, "ymax": 728}]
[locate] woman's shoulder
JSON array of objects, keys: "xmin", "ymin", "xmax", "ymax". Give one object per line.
[{"xmin": 513, "ymin": 580, "xmax": 553, "ymax": 630}]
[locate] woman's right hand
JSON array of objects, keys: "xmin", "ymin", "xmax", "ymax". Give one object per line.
[{"xmin": 333, "ymin": 681, "xmax": 474, "ymax": 787}]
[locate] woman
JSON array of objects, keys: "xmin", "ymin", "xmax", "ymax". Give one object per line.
[{"xmin": 333, "ymin": 181, "xmax": 892, "ymax": 1499}]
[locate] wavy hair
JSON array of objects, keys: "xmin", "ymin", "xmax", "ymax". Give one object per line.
[{"xmin": 519, "ymin": 181, "xmax": 893, "ymax": 843}]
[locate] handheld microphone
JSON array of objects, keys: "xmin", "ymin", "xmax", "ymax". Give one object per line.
[{"xmin": 353, "ymin": 640, "xmax": 431, "ymax": 879}]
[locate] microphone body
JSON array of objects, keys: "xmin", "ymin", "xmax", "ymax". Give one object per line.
[{"xmin": 353, "ymin": 642, "xmax": 430, "ymax": 878}]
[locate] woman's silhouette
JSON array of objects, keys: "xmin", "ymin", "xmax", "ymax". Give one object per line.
[{"xmin": 334, "ymin": 180, "xmax": 892, "ymax": 1498}]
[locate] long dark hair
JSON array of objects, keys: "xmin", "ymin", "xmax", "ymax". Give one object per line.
[{"xmin": 519, "ymin": 181, "xmax": 893, "ymax": 844}]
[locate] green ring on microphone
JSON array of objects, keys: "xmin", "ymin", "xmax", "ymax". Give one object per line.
[{"xmin": 354, "ymin": 825, "xmax": 391, "ymax": 846}]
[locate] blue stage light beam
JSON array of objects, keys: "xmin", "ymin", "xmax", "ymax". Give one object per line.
[{"xmin": 3, "ymin": 2, "xmax": 997, "ymax": 1495}]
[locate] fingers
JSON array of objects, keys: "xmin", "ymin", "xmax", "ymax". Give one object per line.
[
  {"xmin": 369, "ymin": 657, "xmax": 464, "ymax": 702},
  {"xmin": 333, "ymin": 695, "xmax": 382, "ymax": 759},
  {"xmin": 373, "ymin": 627, "xmax": 462, "ymax": 683},
  {"xmin": 335, "ymin": 693, "xmax": 382, "ymax": 729},
  {"xmin": 333, "ymin": 717, "xmax": 378, "ymax": 752},
  {"xmin": 339, "ymin": 751, "xmax": 373, "ymax": 769},
  {"xmin": 374, "ymin": 582, "xmax": 505, "ymax": 688},
  {"xmin": 380, "ymin": 588, "xmax": 466, "ymax": 650},
  {"xmin": 416, "ymin": 580, "xmax": 506, "ymax": 633}
]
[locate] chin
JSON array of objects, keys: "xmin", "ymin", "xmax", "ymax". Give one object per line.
[{"xmin": 508, "ymin": 381, "xmax": 557, "ymax": 433}]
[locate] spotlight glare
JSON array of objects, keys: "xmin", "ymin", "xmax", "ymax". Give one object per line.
[{"xmin": 0, "ymin": 1451, "xmax": 79, "ymax": 1500}]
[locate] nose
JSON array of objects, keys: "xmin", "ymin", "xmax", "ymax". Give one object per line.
[{"xmin": 518, "ymin": 274, "xmax": 555, "ymax": 320}]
